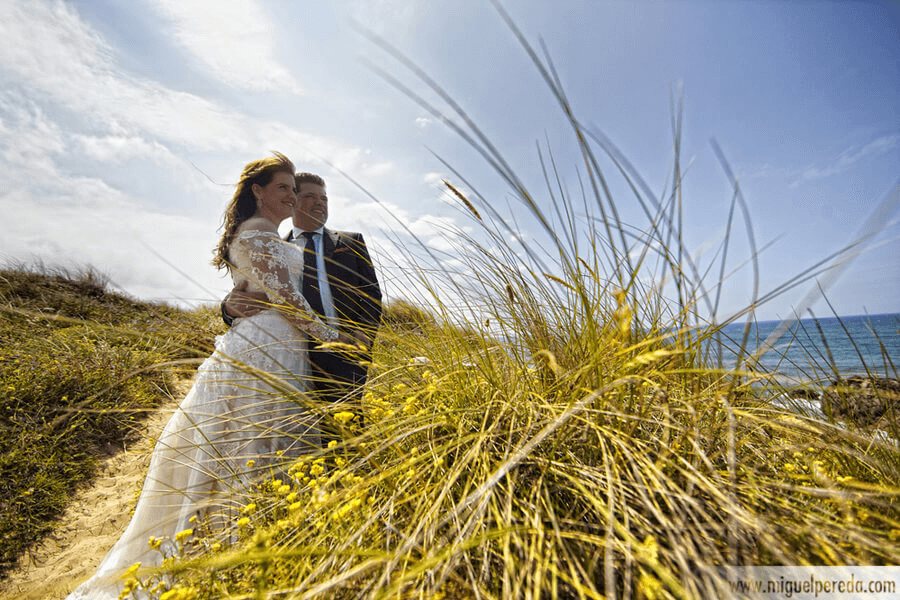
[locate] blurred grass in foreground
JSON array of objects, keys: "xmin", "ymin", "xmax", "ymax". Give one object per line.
[{"xmin": 0, "ymin": 265, "xmax": 225, "ymax": 577}]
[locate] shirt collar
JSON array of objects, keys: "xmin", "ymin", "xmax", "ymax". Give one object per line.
[{"xmin": 292, "ymin": 226, "xmax": 324, "ymax": 239}]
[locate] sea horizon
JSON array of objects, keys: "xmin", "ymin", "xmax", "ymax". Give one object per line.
[{"xmin": 717, "ymin": 312, "xmax": 900, "ymax": 384}]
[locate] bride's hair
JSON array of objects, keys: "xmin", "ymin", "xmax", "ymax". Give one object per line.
[{"xmin": 213, "ymin": 152, "xmax": 296, "ymax": 270}]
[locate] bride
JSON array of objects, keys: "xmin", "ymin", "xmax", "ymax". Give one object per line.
[{"xmin": 68, "ymin": 153, "xmax": 354, "ymax": 599}]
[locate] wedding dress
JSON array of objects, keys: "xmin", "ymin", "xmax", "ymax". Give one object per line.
[{"xmin": 68, "ymin": 229, "xmax": 338, "ymax": 599}]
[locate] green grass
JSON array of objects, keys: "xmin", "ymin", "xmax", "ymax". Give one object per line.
[{"xmin": 0, "ymin": 265, "xmax": 226, "ymax": 577}]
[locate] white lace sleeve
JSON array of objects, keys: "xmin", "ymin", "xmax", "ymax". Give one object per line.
[{"xmin": 230, "ymin": 231, "xmax": 340, "ymax": 342}]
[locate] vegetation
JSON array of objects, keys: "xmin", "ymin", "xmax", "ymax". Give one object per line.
[
  {"xmin": 114, "ymin": 23, "xmax": 898, "ymax": 597},
  {"xmin": 117, "ymin": 273, "xmax": 899, "ymax": 599},
  {"xmin": 0, "ymin": 265, "xmax": 225, "ymax": 577}
]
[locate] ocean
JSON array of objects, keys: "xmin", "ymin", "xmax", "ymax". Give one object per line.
[{"xmin": 714, "ymin": 313, "xmax": 900, "ymax": 385}]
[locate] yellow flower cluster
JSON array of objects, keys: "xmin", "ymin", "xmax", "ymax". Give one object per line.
[
  {"xmin": 174, "ymin": 529, "xmax": 193, "ymax": 543},
  {"xmin": 334, "ymin": 411, "xmax": 356, "ymax": 424},
  {"xmin": 159, "ymin": 586, "xmax": 198, "ymax": 600},
  {"xmin": 332, "ymin": 497, "xmax": 363, "ymax": 521},
  {"xmin": 366, "ymin": 393, "xmax": 395, "ymax": 420}
]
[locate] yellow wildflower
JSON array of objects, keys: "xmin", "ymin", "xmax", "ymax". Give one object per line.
[
  {"xmin": 123, "ymin": 562, "xmax": 141, "ymax": 577},
  {"xmin": 334, "ymin": 411, "xmax": 355, "ymax": 424},
  {"xmin": 119, "ymin": 579, "xmax": 138, "ymax": 599},
  {"xmin": 174, "ymin": 529, "xmax": 193, "ymax": 543},
  {"xmin": 637, "ymin": 535, "xmax": 659, "ymax": 564},
  {"xmin": 328, "ymin": 439, "xmax": 338, "ymax": 449},
  {"xmin": 160, "ymin": 587, "xmax": 198, "ymax": 600},
  {"xmin": 246, "ymin": 459, "xmax": 256, "ymax": 468},
  {"xmin": 237, "ymin": 517, "xmax": 250, "ymax": 528},
  {"xmin": 637, "ymin": 572, "xmax": 663, "ymax": 600}
]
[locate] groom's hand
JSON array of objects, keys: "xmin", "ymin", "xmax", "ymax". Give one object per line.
[{"xmin": 223, "ymin": 280, "xmax": 269, "ymax": 319}]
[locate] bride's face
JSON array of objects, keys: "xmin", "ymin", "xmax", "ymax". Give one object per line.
[{"xmin": 253, "ymin": 171, "xmax": 296, "ymax": 222}]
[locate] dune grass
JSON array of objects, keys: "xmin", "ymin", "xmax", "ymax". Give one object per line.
[
  {"xmin": 115, "ymin": 24, "xmax": 898, "ymax": 598},
  {"xmin": 0, "ymin": 265, "xmax": 226, "ymax": 577},
  {"xmin": 119, "ymin": 282, "xmax": 898, "ymax": 599}
]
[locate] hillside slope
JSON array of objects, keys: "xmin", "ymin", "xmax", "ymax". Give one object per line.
[{"xmin": 0, "ymin": 266, "xmax": 223, "ymax": 582}]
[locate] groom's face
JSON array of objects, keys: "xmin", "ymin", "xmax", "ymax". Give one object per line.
[{"xmin": 294, "ymin": 182, "xmax": 328, "ymax": 230}]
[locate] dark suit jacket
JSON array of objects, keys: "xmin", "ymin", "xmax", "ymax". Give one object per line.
[
  {"xmin": 224, "ymin": 228, "xmax": 382, "ymax": 402},
  {"xmin": 288, "ymin": 228, "xmax": 382, "ymax": 340},
  {"xmin": 287, "ymin": 228, "xmax": 382, "ymax": 401}
]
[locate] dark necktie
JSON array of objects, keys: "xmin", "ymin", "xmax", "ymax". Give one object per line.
[{"xmin": 301, "ymin": 232, "xmax": 325, "ymax": 315}]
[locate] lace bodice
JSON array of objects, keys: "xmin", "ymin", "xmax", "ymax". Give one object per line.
[{"xmin": 229, "ymin": 229, "xmax": 338, "ymax": 342}]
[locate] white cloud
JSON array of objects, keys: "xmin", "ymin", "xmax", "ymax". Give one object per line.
[
  {"xmin": 0, "ymin": 0, "xmax": 253, "ymax": 151},
  {"xmin": 148, "ymin": 0, "xmax": 305, "ymax": 96},
  {"xmin": 792, "ymin": 134, "xmax": 900, "ymax": 187},
  {"xmin": 0, "ymin": 0, "xmax": 398, "ymax": 177},
  {"xmin": 0, "ymin": 97, "xmax": 65, "ymax": 172},
  {"xmin": 0, "ymin": 162, "xmax": 227, "ymax": 307},
  {"xmin": 72, "ymin": 133, "xmax": 179, "ymax": 165}
]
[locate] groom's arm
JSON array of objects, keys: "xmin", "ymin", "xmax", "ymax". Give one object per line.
[
  {"xmin": 221, "ymin": 280, "xmax": 269, "ymax": 326},
  {"xmin": 341, "ymin": 233, "xmax": 382, "ymax": 347}
]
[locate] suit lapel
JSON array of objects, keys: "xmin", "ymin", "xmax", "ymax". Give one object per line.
[{"xmin": 322, "ymin": 228, "xmax": 340, "ymax": 276}]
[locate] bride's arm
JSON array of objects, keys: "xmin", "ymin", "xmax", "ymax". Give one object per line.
[{"xmin": 231, "ymin": 232, "xmax": 348, "ymax": 344}]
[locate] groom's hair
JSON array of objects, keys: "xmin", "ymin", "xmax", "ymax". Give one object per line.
[{"xmin": 295, "ymin": 172, "xmax": 325, "ymax": 188}]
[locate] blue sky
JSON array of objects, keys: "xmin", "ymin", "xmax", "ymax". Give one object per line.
[{"xmin": 0, "ymin": 0, "xmax": 897, "ymax": 323}]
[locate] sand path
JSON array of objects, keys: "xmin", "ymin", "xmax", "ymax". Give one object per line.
[{"xmin": 0, "ymin": 383, "xmax": 188, "ymax": 600}]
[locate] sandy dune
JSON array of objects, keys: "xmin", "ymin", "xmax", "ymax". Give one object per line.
[{"xmin": 0, "ymin": 396, "xmax": 181, "ymax": 600}]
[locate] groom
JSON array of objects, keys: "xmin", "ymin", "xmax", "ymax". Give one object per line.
[{"xmin": 222, "ymin": 172, "xmax": 382, "ymax": 403}]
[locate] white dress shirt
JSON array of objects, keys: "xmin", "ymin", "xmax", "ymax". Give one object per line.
[{"xmin": 292, "ymin": 227, "xmax": 336, "ymax": 324}]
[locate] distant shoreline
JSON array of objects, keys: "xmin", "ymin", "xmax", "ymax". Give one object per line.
[{"xmin": 748, "ymin": 312, "xmax": 900, "ymax": 327}]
